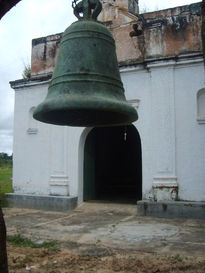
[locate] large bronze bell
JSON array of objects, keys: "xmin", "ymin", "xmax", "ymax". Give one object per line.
[{"xmin": 33, "ymin": 0, "xmax": 138, "ymax": 127}]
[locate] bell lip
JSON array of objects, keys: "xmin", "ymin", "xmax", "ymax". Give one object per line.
[{"xmin": 33, "ymin": 98, "xmax": 138, "ymax": 127}]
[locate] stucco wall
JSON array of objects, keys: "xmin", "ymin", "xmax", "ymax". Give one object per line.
[
  {"xmin": 30, "ymin": 2, "xmax": 202, "ymax": 76},
  {"xmin": 12, "ymin": 81, "xmax": 70, "ymax": 196},
  {"xmin": 174, "ymin": 61, "xmax": 205, "ymax": 201},
  {"xmin": 13, "ymin": 83, "xmax": 51, "ymax": 195},
  {"xmin": 11, "ymin": 55, "xmax": 205, "ymax": 201},
  {"xmin": 10, "ymin": 1, "xmax": 205, "ymax": 202},
  {"xmin": 120, "ymin": 57, "xmax": 205, "ymax": 201}
]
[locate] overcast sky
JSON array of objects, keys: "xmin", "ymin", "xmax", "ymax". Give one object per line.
[{"xmin": 0, "ymin": 0, "xmax": 201, "ymax": 155}]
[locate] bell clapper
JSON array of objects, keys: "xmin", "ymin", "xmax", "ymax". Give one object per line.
[{"xmin": 124, "ymin": 126, "xmax": 127, "ymax": 141}]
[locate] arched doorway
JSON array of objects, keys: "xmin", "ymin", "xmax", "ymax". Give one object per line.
[{"xmin": 83, "ymin": 125, "xmax": 142, "ymax": 203}]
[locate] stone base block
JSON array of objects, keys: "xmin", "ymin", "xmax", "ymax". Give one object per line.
[
  {"xmin": 137, "ymin": 200, "xmax": 205, "ymax": 219},
  {"xmin": 5, "ymin": 193, "xmax": 78, "ymax": 212}
]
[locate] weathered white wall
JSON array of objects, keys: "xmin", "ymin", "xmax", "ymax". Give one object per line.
[
  {"xmin": 13, "ymin": 82, "xmax": 70, "ymax": 196},
  {"xmin": 120, "ymin": 57, "xmax": 205, "ymax": 201},
  {"xmin": 174, "ymin": 61, "xmax": 205, "ymax": 201},
  {"xmin": 12, "ymin": 56, "xmax": 205, "ymax": 202},
  {"xmin": 13, "ymin": 83, "xmax": 49, "ymax": 195}
]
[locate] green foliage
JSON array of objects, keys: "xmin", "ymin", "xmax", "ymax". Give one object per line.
[
  {"xmin": 0, "ymin": 166, "xmax": 12, "ymax": 182},
  {"xmin": 173, "ymin": 254, "xmax": 183, "ymax": 262},
  {"xmin": 0, "ymin": 153, "xmax": 12, "ymax": 167},
  {"xmin": 22, "ymin": 64, "xmax": 31, "ymax": 80},
  {"xmin": 0, "ymin": 181, "xmax": 12, "ymax": 193},
  {"xmin": 0, "ymin": 181, "xmax": 12, "ymax": 207},
  {"xmin": 7, "ymin": 234, "xmax": 59, "ymax": 251},
  {"xmin": 0, "ymin": 164, "xmax": 12, "ymax": 206}
]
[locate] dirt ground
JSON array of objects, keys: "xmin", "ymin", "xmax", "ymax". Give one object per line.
[
  {"xmin": 7, "ymin": 244, "xmax": 205, "ymax": 273},
  {"xmin": 4, "ymin": 202, "xmax": 205, "ymax": 273}
]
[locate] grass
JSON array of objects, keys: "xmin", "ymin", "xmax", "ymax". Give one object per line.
[
  {"xmin": 0, "ymin": 164, "xmax": 12, "ymax": 206},
  {"xmin": 173, "ymin": 254, "xmax": 183, "ymax": 262},
  {"xmin": 7, "ymin": 234, "xmax": 59, "ymax": 251},
  {"xmin": 0, "ymin": 165, "xmax": 12, "ymax": 182}
]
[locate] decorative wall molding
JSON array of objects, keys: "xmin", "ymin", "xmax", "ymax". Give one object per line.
[
  {"xmin": 150, "ymin": 66, "xmax": 177, "ymax": 181},
  {"xmin": 50, "ymin": 175, "xmax": 69, "ymax": 186},
  {"xmin": 152, "ymin": 176, "xmax": 178, "ymax": 201},
  {"xmin": 49, "ymin": 126, "xmax": 69, "ymax": 196},
  {"xmin": 119, "ymin": 55, "xmax": 203, "ymax": 74},
  {"xmin": 153, "ymin": 176, "xmax": 178, "ymax": 188},
  {"xmin": 50, "ymin": 175, "xmax": 69, "ymax": 196},
  {"xmin": 27, "ymin": 128, "xmax": 38, "ymax": 134}
]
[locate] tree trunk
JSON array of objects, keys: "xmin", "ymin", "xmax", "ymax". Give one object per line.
[
  {"xmin": 202, "ymin": 0, "xmax": 205, "ymax": 64},
  {"xmin": 0, "ymin": 206, "xmax": 8, "ymax": 273},
  {"xmin": 0, "ymin": 0, "xmax": 22, "ymax": 20}
]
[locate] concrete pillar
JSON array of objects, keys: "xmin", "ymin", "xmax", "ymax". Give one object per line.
[
  {"xmin": 148, "ymin": 62, "xmax": 178, "ymax": 201},
  {"xmin": 49, "ymin": 126, "xmax": 69, "ymax": 195}
]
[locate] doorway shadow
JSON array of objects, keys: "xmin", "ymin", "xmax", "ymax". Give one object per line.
[{"xmin": 84, "ymin": 125, "xmax": 142, "ymax": 204}]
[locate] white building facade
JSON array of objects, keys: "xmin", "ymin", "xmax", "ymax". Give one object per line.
[{"xmin": 10, "ymin": 1, "xmax": 205, "ymax": 207}]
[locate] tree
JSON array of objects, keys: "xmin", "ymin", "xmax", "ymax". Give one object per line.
[
  {"xmin": 0, "ymin": 153, "xmax": 9, "ymax": 159},
  {"xmin": 0, "ymin": 208, "xmax": 8, "ymax": 273},
  {"xmin": 202, "ymin": 0, "xmax": 205, "ymax": 64},
  {"xmin": 0, "ymin": 0, "xmax": 22, "ymax": 20},
  {"xmin": 0, "ymin": 1, "xmax": 22, "ymax": 271},
  {"xmin": 0, "ymin": 152, "xmax": 9, "ymax": 272}
]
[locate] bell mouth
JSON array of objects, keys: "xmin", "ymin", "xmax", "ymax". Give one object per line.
[{"xmin": 33, "ymin": 97, "xmax": 138, "ymax": 127}]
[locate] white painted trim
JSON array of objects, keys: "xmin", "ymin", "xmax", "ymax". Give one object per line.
[
  {"xmin": 12, "ymin": 56, "xmax": 203, "ymax": 86},
  {"xmin": 120, "ymin": 56, "xmax": 203, "ymax": 73},
  {"xmin": 120, "ymin": 65, "xmax": 145, "ymax": 73},
  {"xmin": 78, "ymin": 127, "xmax": 93, "ymax": 203},
  {"xmin": 153, "ymin": 176, "xmax": 178, "ymax": 188},
  {"xmin": 147, "ymin": 58, "xmax": 203, "ymax": 69},
  {"xmin": 49, "ymin": 126, "xmax": 69, "ymax": 195},
  {"xmin": 49, "ymin": 175, "xmax": 69, "ymax": 195},
  {"xmin": 147, "ymin": 60, "xmax": 176, "ymax": 69},
  {"xmin": 12, "ymin": 79, "xmax": 51, "ymax": 90}
]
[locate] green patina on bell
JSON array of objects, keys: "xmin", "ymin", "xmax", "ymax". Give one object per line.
[{"xmin": 33, "ymin": 0, "xmax": 138, "ymax": 127}]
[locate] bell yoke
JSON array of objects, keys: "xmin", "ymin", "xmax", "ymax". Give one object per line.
[{"xmin": 33, "ymin": 0, "xmax": 138, "ymax": 127}]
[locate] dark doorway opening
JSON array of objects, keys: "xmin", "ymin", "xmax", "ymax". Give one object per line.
[{"xmin": 83, "ymin": 125, "xmax": 142, "ymax": 203}]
